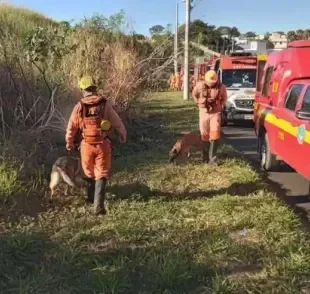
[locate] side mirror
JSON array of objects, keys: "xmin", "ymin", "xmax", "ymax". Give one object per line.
[
  {"xmin": 296, "ymin": 108, "xmax": 310, "ymax": 120},
  {"xmin": 218, "ymin": 68, "xmax": 222, "ymax": 82}
]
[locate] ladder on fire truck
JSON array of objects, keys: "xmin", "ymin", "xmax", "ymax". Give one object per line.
[{"xmin": 189, "ymin": 42, "xmax": 221, "ymax": 58}]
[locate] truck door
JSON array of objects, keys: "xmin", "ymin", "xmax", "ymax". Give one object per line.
[
  {"xmin": 254, "ymin": 59, "xmax": 268, "ymax": 123},
  {"xmin": 277, "ymin": 83, "xmax": 305, "ymax": 167},
  {"xmin": 292, "ymin": 85, "xmax": 310, "ymax": 179}
]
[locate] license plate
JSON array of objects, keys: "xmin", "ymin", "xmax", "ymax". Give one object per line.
[{"xmin": 244, "ymin": 115, "xmax": 254, "ymax": 120}]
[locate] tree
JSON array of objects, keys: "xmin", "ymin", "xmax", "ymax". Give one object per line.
[
  {"xmin": 188, "ymin": 19, "xmax": 209, "ymax": 35},
  {"xmin": 196, "ymin": 31, "xmax": 205, "ymax": 44},
  {"xmin": 264, "ymin": 32, "xmax": 271, "ymax": 40},
  {"xmin": 25, "ymin": 24, "xmax": 76, "ymax": 94},
  {"xmin": 217, "ymin": 26, "xmax": 230, "ymax": 36},
  {"xmin": 107, "ymin": 9, "xmax": 126, "ymax": 31},
  {"xmin": 245, "ymin": 31, "xmax": 256, "ymax": 40},
  {"xmin": 133, "ymin": 32, "xmax": 146, "ymax": 40},
  {"xmin": 216, "ymin": 26, "xmax": 240, "ymax": 52},
  {"xmin": 75, "ymin": 10, "xmax": 126, "ymax": 33},
  {"xmin": 230, "ymin": 26, "xmax": 241, "ymax": 38},
  {"xmin": 149, "ymin": 25, "xmax": 165, "ymax": 35},
  {"xmin": 304, "ymin": 29, "xmax": 310, "ymax": 39},
  {"xmin": 296, "ymin": 29, "xmax": 304, "ymax": 40},
  {"xmin": 181, "ymin": 19, "xmax": 223, "ymax": 49},
  {"xmin": 287, "ymin": 30, "xmax": 297, "ymax": 42}
]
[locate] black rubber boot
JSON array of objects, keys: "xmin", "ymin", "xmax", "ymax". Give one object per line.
[
  {"xmin": 209, "ymin": 140, "xmax": 219, "ymax": 165},
  {"xmin": 86, "ymin": 178, "xmax": 95, "ymax": 203},
  {"xmin": 202, "ymin": 141, "xmax": 210, "ymax": 163},
  {"xmin": 94, "ymin": 178, "xmax": 107, "ymax": 216}
]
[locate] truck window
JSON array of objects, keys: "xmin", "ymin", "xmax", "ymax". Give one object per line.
[
  {"xmin": 221, "ymin": 69, "xmax": 256, "ymax": 88},
  {"xmin": 284, "ymin": 84, "xmax": 304, "ymax": 111},
  {"xmin": 301, "ymin": 86, "xmax": 310, "ymax": 110},
  {"xmin": 256, "ymin": 60, "xmax": 266, "ymax": 92},
  {"xmin": 262, "ymin": 66, "xmax": 274, "ymax": 97}
]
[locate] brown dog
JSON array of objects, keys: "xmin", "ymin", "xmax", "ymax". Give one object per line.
[{"xmin": 168, "ymin": 132, "xmax": 203, "ymax": 164}]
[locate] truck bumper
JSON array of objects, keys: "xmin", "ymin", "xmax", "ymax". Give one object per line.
[{"xmin": 223, "ymin": 108, "xmax": 254, "ymax": 122}]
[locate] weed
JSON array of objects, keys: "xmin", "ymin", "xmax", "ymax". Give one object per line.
[{"xmin": 1, "ymin": 92, "xmax": 310, "ymax": 293}]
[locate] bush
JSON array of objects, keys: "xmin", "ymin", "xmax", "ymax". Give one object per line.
[
  {"xmin": 0, "ymin": 157, "xmax": 21, "ymax": 200},
  {"xmin": 0, "ymin": 4, "xmax": 173, "ymax": 145}
]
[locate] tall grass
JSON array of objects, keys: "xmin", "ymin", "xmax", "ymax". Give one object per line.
[
  {"xmin": 0, "ymin": 3, "xmax": 57, "ymax": 35},
  {"xmin": 0, "ymin": 4, "xmax": 170, "ymax": 161}
]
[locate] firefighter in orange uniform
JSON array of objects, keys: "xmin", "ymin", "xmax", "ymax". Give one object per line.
[
  {"xmin": 175, "ymin": 72, "xmax": 181, "ymax": 90},
  {"xmin": 66, "ymin": 76, "xmax": 127, "ymax": 216},
  {"xmin": 190, "ymin": 75, "xmax": 196, "ymax": 91},
  {"xmin": 192, "ymin": 70, "xmax": 227, "ymax": 164},
  {"xmin": 169, "ymin": 73, "xmax": 175, "ymax": 90}
]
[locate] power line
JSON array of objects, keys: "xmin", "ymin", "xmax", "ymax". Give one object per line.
[
  {"xmin": 183, "ymin": 0, "xmax": 191, "ymax": 101},
  {"xmin": 191, "ymin": 0, "xmax": 203, "ymax": 11}
]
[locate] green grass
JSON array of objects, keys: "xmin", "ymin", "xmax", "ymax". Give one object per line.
[{"xmin": 1, "ymin": 92, "xmax": 310, "ymax": 293}]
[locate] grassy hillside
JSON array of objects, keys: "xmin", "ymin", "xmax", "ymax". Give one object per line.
[
  {"xmin": 1, "ymin": 92, "xmax": 310, "ymax": 293},
  {"xmin": 0, "ymin": 3, "xmax": 57, "ymax": 35},
  {"xmin": 0, "ymin": 4, "xmax": 155, "ymax": 164}
]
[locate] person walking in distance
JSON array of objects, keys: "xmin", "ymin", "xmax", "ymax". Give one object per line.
[
  {"xmin": 192, "ymin": 70, "xmax": 227, "ymax": 164},
  {"xmin": 66, "ymin": 76, "xmax": 127, "ymax": 216}
]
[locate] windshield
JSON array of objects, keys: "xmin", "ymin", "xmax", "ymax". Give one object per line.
[{"xmin": 221, "ymin": 69, "xmax": 256, "ymax": 88}]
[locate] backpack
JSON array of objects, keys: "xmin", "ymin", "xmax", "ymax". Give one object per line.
[{"xmin": 75, "ymin": 97, "xmax": 107, "ymax": 145}]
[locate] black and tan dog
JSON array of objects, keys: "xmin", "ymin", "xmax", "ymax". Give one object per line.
[
  {"xmin": 49, "ymin": 156, "xmax": 82, "ymax": 200},
  {"xmin": 168, "ymin": 132, "xmax": 203, "ymax": 164}
]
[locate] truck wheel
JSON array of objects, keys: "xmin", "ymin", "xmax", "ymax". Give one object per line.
[{"xmin": 259, "ymin": 133, "xmax": 280, "ymax": 171}]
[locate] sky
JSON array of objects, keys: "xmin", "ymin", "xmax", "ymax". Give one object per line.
[{"xmin": 6, "ymin": 0, "xmax": 310, "ymax": 36}]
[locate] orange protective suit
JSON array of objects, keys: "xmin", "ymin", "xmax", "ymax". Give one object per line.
[
  {"xmin": 192, "ymin": 81, "xmax": 227, "ymax": 142},
  {"xmin": 190, "ymin": 75, "xmax": 196, "ymax": 91},
  {"xmin": 66, "ymin": 95, "xmax": 126, "ymax": 180},
  {"xmin": 169, "ymin": 74, "xmax": 175, "ymax": 90},
  {"xmin": 175, "ymin": 73, "xmax": 181, "ymax": 90}
]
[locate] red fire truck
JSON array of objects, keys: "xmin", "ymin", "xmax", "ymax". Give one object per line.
[
  {"xmin": 212, "ymin": 52, "xmax": 259, "ymax": 125},
  {"xmin": 192, "ymin": 57, "xmax": 217, "ymax": 82},
  {"xmin": 254, "ymin": 40, "xmax": 310, "ymax": 184},
  {"xmin": 181, "ymin": 61, "xmax": 213, "ymax": 90}
]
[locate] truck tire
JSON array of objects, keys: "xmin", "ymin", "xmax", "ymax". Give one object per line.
[
  {"xmin": 259, "ymin": 133, "xmax": 280, "ymax": 171},
  {"xmin": 221, "ymin": 117, "xmax": 227, "ymax": 126}
]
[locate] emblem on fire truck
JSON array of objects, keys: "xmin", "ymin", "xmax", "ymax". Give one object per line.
[{"xmin": 297, "ymin": 124, "xmax": 306, "ymax": 145}]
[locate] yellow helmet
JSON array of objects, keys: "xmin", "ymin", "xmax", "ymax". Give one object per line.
[
  {"xmin": 78, "ymin": 76, "xmax": 96, "ymax": 90},
  {"xmin": 205, "ymin": 70, "xmax": 218, "ymax": 83}
]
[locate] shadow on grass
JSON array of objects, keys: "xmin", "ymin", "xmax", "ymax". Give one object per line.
[
  {"xmin": 0, "ymin": 228, "xmax": 269, "ymax": 293},
  {"xmin": 108, "ymin": 177, "xmax": 265, "ymax": 202},
  {"xmin": 221, "ymin": 136, "xmax": 310, "ymax": 232}
]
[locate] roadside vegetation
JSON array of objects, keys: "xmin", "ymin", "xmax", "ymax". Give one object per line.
[
  {"xmin": 1, "ymin": 92, "xmax": 310, "ymax": 293},
  {"xmin": 1, "ymin": 4, "xmax": 310, "ymax": 293}
]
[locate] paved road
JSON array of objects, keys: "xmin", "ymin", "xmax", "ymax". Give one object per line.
[{"xmin": 222, "ymin": 124, "xmax": 310, "ymax": 222}]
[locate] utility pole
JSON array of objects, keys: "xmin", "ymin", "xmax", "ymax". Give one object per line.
[
  {"xmin": 183, "ymin": 0, "xmax": 191, "ymax": 101},
  {"xmin": 174, "ymin": 3, "xmax": 179, "ymax": 75}
]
